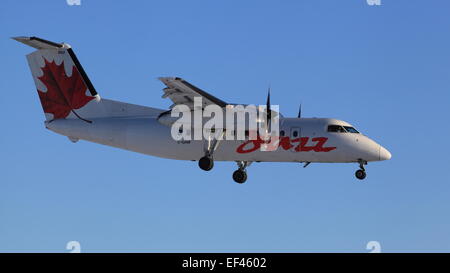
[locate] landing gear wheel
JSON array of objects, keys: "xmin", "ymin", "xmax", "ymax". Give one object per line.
[
  {"xmin": 232, "ymin": 169, "xmax": 247, "ymax": 184},
  {"xmin": 355, "ymin": 169, "xmax": 366, "ymax": 180},
  {"xmin": 198, "ymin": 156, "xmax": 214, "ymax": 171}
]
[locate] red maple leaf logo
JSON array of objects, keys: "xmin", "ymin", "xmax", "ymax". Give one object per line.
[{"xmin": 37, "ymin": 58, "xmax": 94, "ymax": 120}]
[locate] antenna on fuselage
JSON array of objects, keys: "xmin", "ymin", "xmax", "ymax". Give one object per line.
[{"xmin": 297, "ymin": 103, "xmax": 302, "ymax": 118}]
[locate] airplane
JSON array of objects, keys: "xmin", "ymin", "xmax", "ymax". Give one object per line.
[{"xmin": 14, "ymin": 36, "xmax": 391, "ymax": 184}]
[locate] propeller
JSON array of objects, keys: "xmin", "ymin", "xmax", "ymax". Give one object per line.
[
  {"xmin": 266, "ymin": 87, "xmax": 271, "ymax": 121},
  {"xmin": 266, "ymin": 87, "xmax": 271, "ymax": 131}
]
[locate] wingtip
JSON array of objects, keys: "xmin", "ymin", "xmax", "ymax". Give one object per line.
[
  {"xmin": 158, "ymin": 77, "xmax": 179, "ymax": 83},
  {"xmin": 11, "ymin": 36, "xmax": 30, "ymax": 43}
]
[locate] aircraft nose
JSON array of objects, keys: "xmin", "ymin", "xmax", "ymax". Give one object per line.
[{"xmin": 379, "ymin": 146, "xmax": 392, "ymax": 161}]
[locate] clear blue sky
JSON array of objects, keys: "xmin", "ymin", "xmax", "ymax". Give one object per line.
[{"xmin": 1, "ymin": 0, "xmax": 449, "ymax": 252}]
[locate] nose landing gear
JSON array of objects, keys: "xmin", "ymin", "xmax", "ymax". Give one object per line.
[
  {"xmin": 355, "ymin": 159, "xmax": 367, "ymax": 180},
  {"xmin": 355, "ymin": 169, "xmax": 366, "ymax": 180}
]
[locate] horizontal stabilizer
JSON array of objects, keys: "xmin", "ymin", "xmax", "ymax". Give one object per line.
[{"xmin": 12, "ymin": 36, "xmax": 66, "ymax": 50}]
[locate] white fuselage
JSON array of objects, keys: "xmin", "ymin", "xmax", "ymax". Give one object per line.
[
  {"xmin": 46, "ymin": 115, "xmax": 391, "ymax": 163},
  {"xmin": 14, "ymin": 35, "xmax": 391, "ymax": 183}
]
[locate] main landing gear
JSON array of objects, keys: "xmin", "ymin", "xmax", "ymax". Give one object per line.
[
  {"xmin": 198, "ymin": 155, "xmax": 214, "ymax": 171},
  {"xmin": 355, "ymin": 159, "xmax": 367, "ymax": 180},
  {"xmin": 232, "ymin": 161, "xmax": 251, "ymax": 184},
  {"xmin": 198, "ymin": 130, "xmax": 224, "ymax": 172}
]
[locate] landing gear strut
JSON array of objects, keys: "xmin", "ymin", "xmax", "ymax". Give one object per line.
[
  {"xmin": 355, "ymin": 159, "xmax": 367, "ymax": 180},
  {"xmin": 198, "ymin": 130, "xmax": 224, "ymax": 172},
  {"xmin": 233, "ymin": 161, "xmax": 251, "ymax": 184}
]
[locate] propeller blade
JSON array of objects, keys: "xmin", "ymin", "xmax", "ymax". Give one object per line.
[{"xmin": 266, "ymin": 87, "xmax": 271, "ymax": 130}]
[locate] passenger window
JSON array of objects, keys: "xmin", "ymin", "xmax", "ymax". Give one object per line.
[
  {"xmin": 293, "ymin": 131, "xmax": 298, "ymax": 137},
  {"xmin": 280, "ymin": 130, "xmax": 285, "ymax": 136},
  {"xmin": 328, "ymin": 125, "xmax": 347, "ymax": 133}
]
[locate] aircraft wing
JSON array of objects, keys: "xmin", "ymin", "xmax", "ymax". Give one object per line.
[{"xmin": 159, "ymin": 77, "xmax": 228, "ymax": 109}]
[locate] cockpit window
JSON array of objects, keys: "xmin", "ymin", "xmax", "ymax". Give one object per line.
[
  {"xmin": 343, "ymin": 126, "xmax": 359, "ymax": 134},
  {"xmin": 327, "ymin": 125, "xmax": 360, "ymax": 134},
  {"xmin": 327, "ymin": 125, "xmax": 347, "ymax": 133}
]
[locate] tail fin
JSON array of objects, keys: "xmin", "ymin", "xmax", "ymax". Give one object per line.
[{"xmin": 14, "ymin": 36, "xmax": 100, "ymax": 122}]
